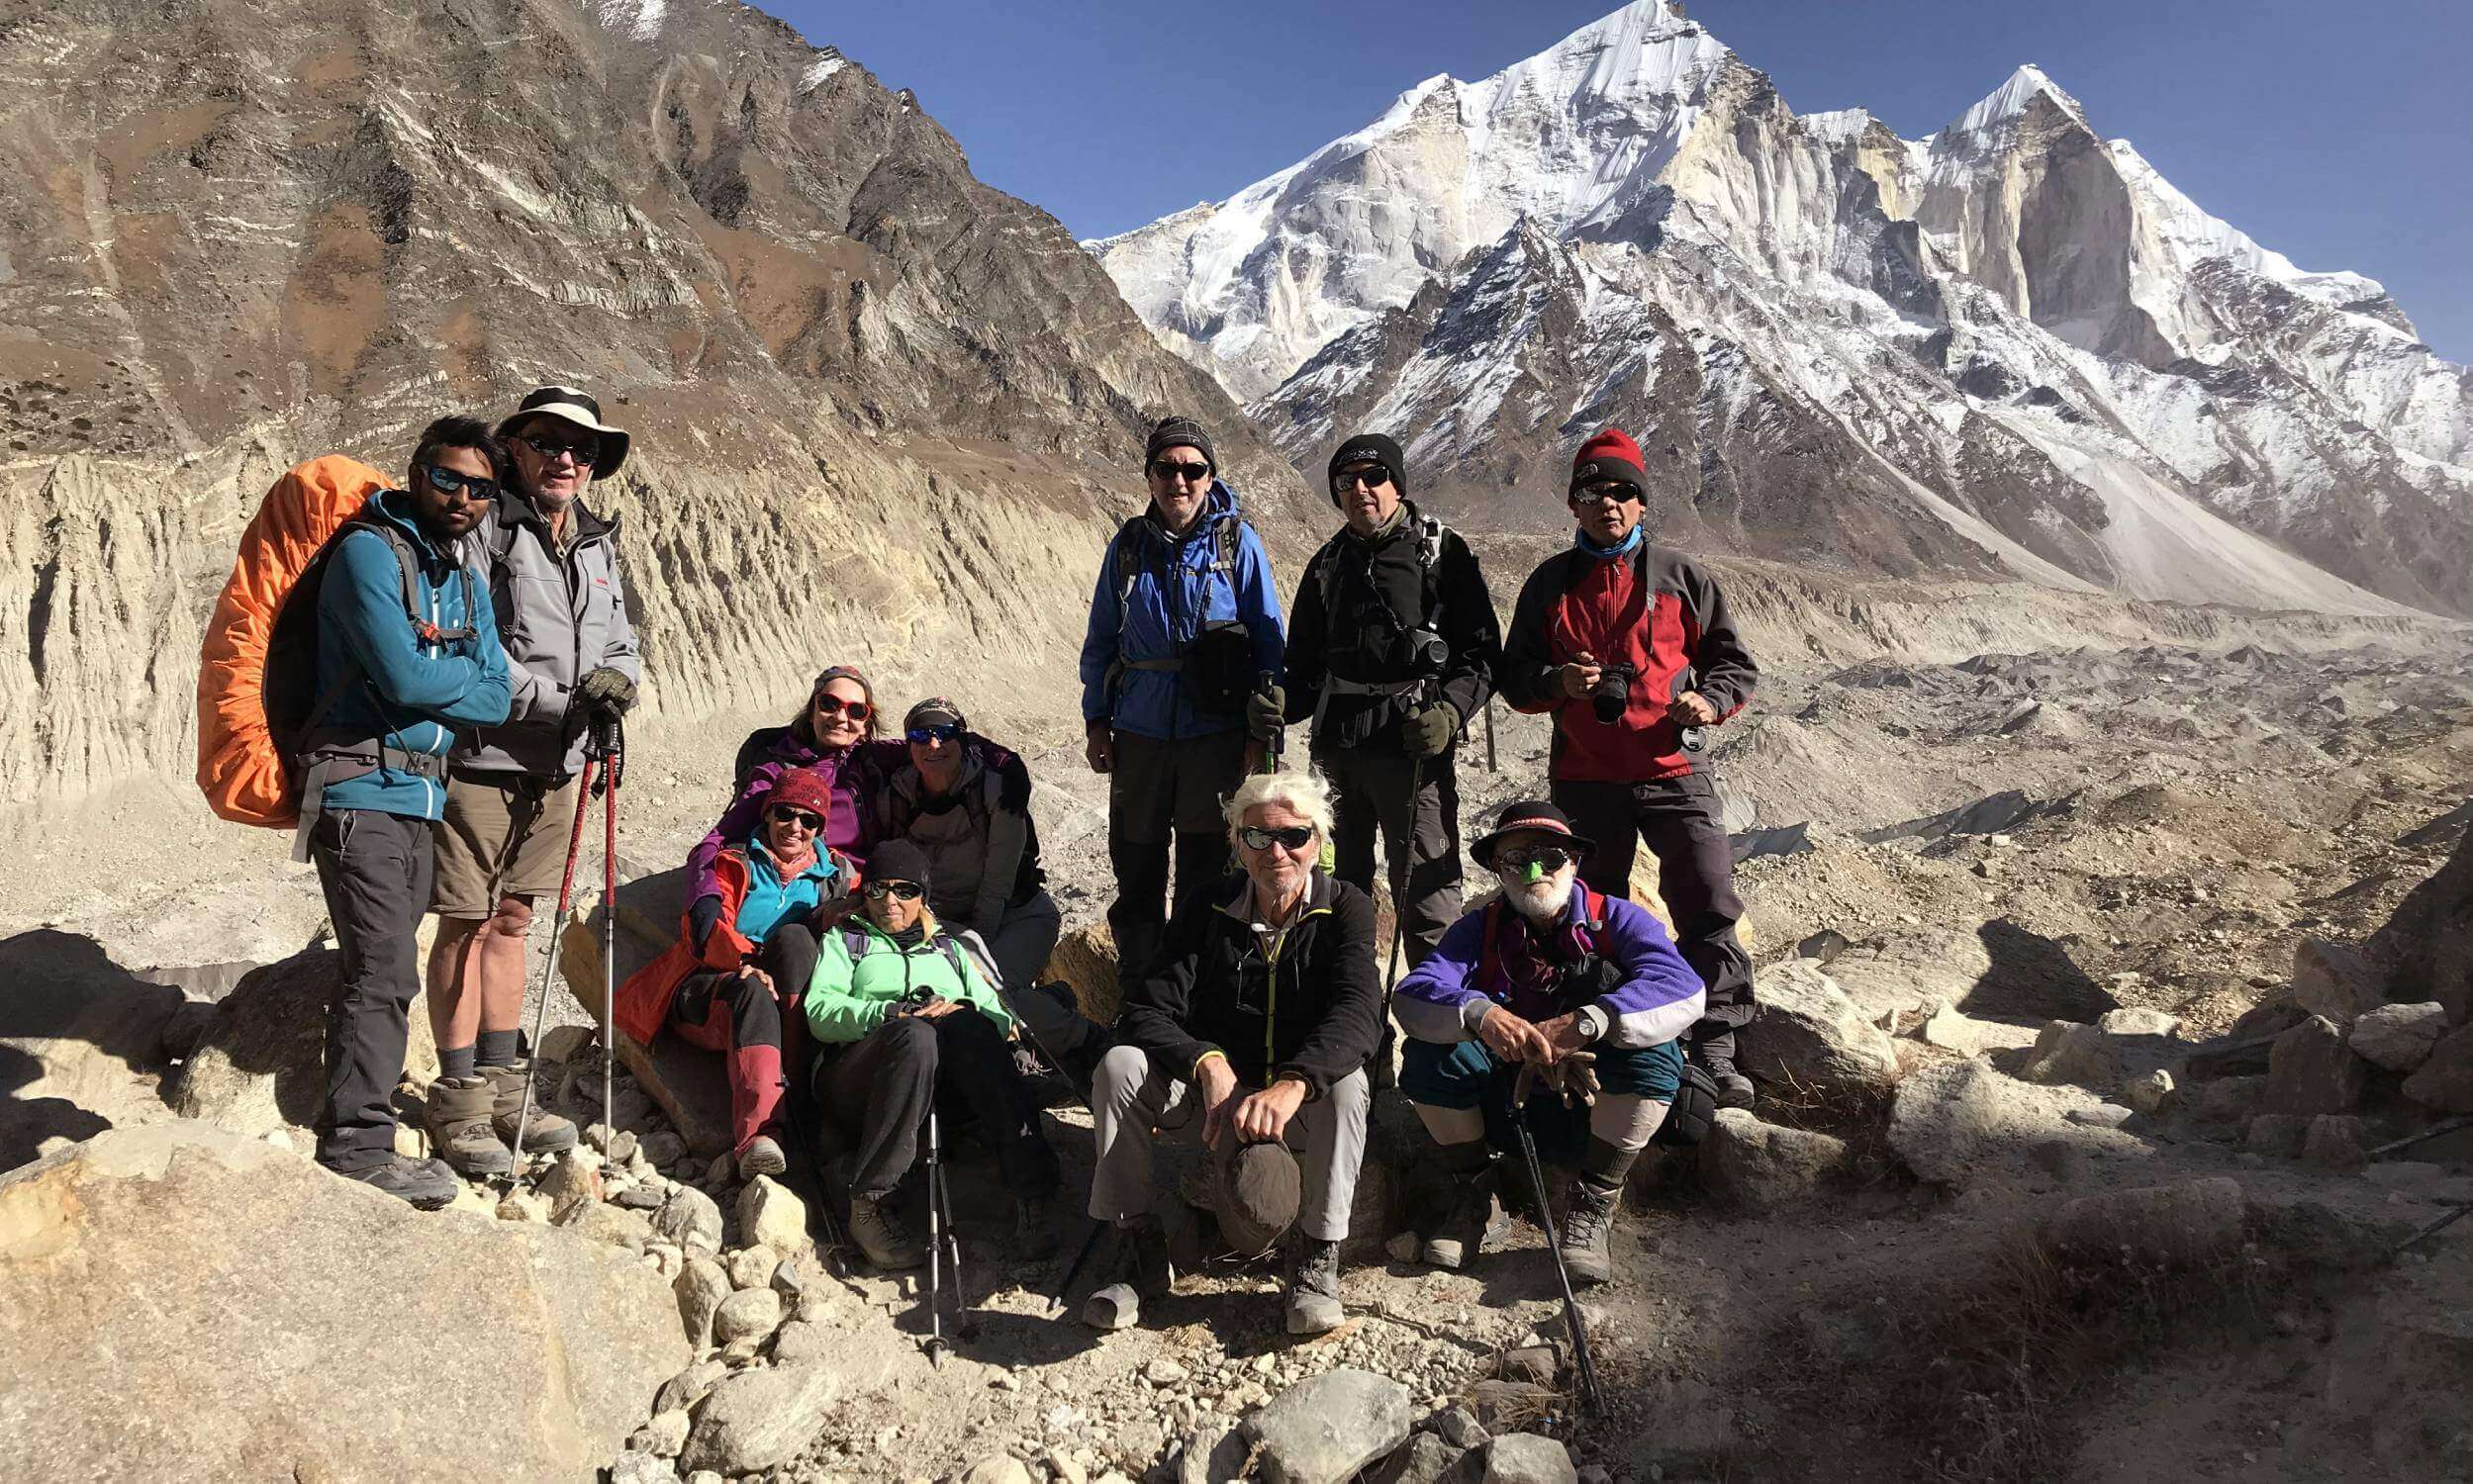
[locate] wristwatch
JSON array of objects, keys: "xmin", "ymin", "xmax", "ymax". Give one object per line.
[{"xmin": 1573, "ymin": 1005, "xmax": 1609, "ymax": 1043}]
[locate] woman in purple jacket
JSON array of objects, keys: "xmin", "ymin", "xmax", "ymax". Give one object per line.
[{"xmin": 1393, "ymin": 799, "xmax": 1707, "ymax": 1287}]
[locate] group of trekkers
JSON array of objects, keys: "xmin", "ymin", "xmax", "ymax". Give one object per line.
[{"xmin": 287, "ymin": 390, "xmax": 1760, "ymax": 1341}]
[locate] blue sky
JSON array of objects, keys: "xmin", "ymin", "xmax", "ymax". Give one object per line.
[{"xmin": 773, "ymin": 0, "xmax": 2472, "ymax": 361}]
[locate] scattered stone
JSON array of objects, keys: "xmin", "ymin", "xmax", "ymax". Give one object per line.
[
  {"xmin": 960, "ymin": 1456, "xmax": 1038, "ymax": 1484},
  {"xmin": 614, "ymin": 1182, "xmax": 664, "ymax": 1211},
  {"xmin": 2185, "ymin": 1073, "xmax": 2265, "ymax": 1126},
  {"xmin": 1385, "ymin": 1231, "xmax": 1421, "ymax": 1263},
  {"xmin": 537, "ymin": 1025, "xmax": 597, "ymax": 1065},
  {"xmin": 2064, "ymin": 1104, "xmax": 2136, "ymax": 1130},
  {"xmin": 1491, "ymin": 1345, "xmax": 1560, "ymax": 1386},
  {"xmin": 2302, "ymin": 1115, "xmax": 2371, "ymax": 1170},
  {"xmin": 1698, "ymin": 1109, "xmax": 1849, "ymax": 1213},
  {"xmin": 771, "ymin": 1318, "xmax": 830, "ymax": 1366},
  {"xmin": 770, "ymin": 1257, "xmax": 806, "ymax": 1300},
  {"xmin": 1370, "ymin": 1433, "xmax": 1467, "ymax": 1484},
  {"xmin": 679, "ymin": 1362, "xmax": 840, "ymax": 1474},
  {"xmin": 653, "ymin": 1186, "xmax": 724, "ymax": 1253},
  {"xmin": 711, "ymin": 1287, "xmax": 783, "ymax": 1347},
  {"xmin": 1147, "ymin": 1358, "xmax": 1190, "ymax": 1387},
  {"xmin": 2291, "ymin": 938, "xmax": 2385, "ymax": 1022},
  {"xmin": 1173, "ymin": 1419, "xmax": 1250, "ymax": 1484},
  {"xmin": 2350, "ymin": 1002, "xmax": 2448, "ymax": 1072},
  {"xmin": 2041, "ymin": 1177, "xmax": 2245, "ymax": 1267},
  {"xmin": 723, "ymin": 1245, "xmax": 780, "ymax": 1291},
  {"xmin": 674, "ymin": 1257, "xmax": 731, "ymax": 1348},
  {"xmin": 2225, "ymin": 999, "xmax": 2311, "ymax": 1046},
  {"xmin": 735, "ymin": 1175, "xmax": 810, "ymax": 1255},
  {"xmin": 1483, "ymin": 1434, "xmax": 1577, "ymax": 1484},
  {"xmin": 2263, "ymin": 1015, "xmax": 2368, "ymax": 1116},
  {"xmin": 2123, "ymin": 1068, "xmax": 2178, "ymax": 1115},
  {"xmin": 2097, "ymin": 1007, "xmax": 2180, "ymax": 1038},
  {"xmin": 2020, "ymin": 1021, "xmax": 2123, "ymax": 1087},
  {"xmin": 609, "ymin": 1452, "xmax": 681, "ymax": 1484},
  {"xmin": 633, "ymin": 1409, "xmax": 690, "ymax": 1458},
  {"xmin": 556, "ymin": 1198, "xmax": 654, "ymax": 1252},
  {"xmin": 1741, "ymin": 960, "xmax": 1901, "ymax": 1095},
  {"xmin": 654, "ymin": 1357, "xmax": 727, "ymax": 1416},
  {"xmin": 1917, "ymin": 1002, "xmax": 2039, "ymax": 1056},
  {"xmin": 2402, "ymin": 1025, "xmax": 2473, "ymax": 1113},
  {"xmin": 496, "ymin": 1190, "xmax": 550, "ymax": 1223},
  {"xmin": 2245, "ymin": 1114, "xmax": 2311, "ymax": 1157},
  {"xmin": 1427, "ymin": 1407, "xmax": 1486, "ymax": 1450},
  {"xmin": 1465, "ymin": 1380, "xmax": 1559, "ymax": 1433},
  {"xmin": 641, "ymin": 1131, "xmax": 690, "ymax": 1172},
  {"xmin": 1245, "ymin": 1369, "xmax": 1414, "ymax": 1484}
]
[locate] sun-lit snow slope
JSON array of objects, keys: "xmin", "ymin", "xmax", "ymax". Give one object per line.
[{"xmin": 1094, "ymin": 1, "xmax": 2473, "ymax": 618}]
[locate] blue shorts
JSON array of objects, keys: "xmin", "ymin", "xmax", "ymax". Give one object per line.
[{"xmin": 1399, "ymin": 1037, "xmax": 1682, "ymax": 1163}]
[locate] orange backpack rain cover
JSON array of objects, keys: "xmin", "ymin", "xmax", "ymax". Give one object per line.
[{"xmin": 196, "ymin": 454, "xmax": 392, "ymax": 828}]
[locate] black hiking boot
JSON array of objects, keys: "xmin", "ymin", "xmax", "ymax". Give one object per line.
[
  {"xmin": 1697, "ymin": 1051, "xmax": 1756, "ymax": 1110},
  {"xmin": 1081, "ymin": 1216, "xmax": 1172, "ymax": 1331},
  {"xmin": 1560, "ymin": 1178, "xmax": 1621, "ymax": 1286},
  {"xmin": 1284, "ymin": 1237, "xmax": 1345, "ymax": 1335},
  {"xmin": 333, "ymin": 1154, "xmax": 459, "ymax": 1210},
  {"xmin": 1013, "ymin": 1194, "xmax": 1061, "ymax": 1263},
  {"xmin": 1419, "ymin": 1160, "xmax": 1509, "ymax": 1271}
]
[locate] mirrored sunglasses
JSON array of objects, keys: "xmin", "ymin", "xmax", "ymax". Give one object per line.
[
  {"xmin": 1329, "ymin": 464, "xmax": 1394, "ymax": 495},
  {"xmin": 1148, "ymin": 459, "xmax": 1210, "ymax": 483},
  {"xmin": 862, "ymin": 881, "xmax": 925, "ymax": 901},
  {"xmin": 423, "ymin": 465, "xmax": 499, "ymax": 502},
  {"xmin": 905, "ymin": 723, "xmax": 960, "ymax": 744},
  {"xmin": 1238, "ymin": 824, "xmax": 1316, "ymax": 851},
  {"xmin": 519, "ymin": 432, "xmax": 599, "ymax": 467},
  {"xmin": 1495, "ymin": 845, "xmax": 1573, "ymax": 874}
]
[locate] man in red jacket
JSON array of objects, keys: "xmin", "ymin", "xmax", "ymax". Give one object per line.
[{"xmin": 1498, "ymin": 429, "xmax": 1760, "ymax": 1108}]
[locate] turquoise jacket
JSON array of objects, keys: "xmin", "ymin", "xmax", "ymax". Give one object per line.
[
  {"xmin": 733, "ymin": 839, "xmax": 840, "ymax": 944},
  {"xmin": 805, "ymin": 917, "xmax": 1014, "ymax": 1044},
  {"xmin": 314, "ymin": 489, "xmax": 511, "ymax": 820}
]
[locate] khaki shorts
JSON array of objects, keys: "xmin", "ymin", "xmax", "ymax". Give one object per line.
[{"xmin": 430, "ymin": 773, "xmax": 585, "ymax": 919}]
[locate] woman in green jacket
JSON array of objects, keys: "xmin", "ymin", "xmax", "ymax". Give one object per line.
[{"xmin": 808, "ymin": 840, "xmax": 1061, "ymax": 1269}]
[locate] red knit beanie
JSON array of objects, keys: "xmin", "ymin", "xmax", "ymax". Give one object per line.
[
  {"xmin": 764, "ymin": 767, "xmax": 835, "ymax": 822},
  {"xmin": 1569, "ymin": 428, "xmax": 1648, "ymax": 498}
]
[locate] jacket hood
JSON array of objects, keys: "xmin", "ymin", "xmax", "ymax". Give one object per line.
[{"xmin": 363, "ymin": 486, "xmax": 450, "ymax": 565}]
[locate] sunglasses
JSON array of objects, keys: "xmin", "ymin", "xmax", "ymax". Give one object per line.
[
  {"xmin": 810, "ymin": 696, "xmax": 872, "ymax": 721},
  {"xmin": 766, "ymin": 806, "xmax": 824, "ymax": 833},
  {"xmin": 1238, "ymin": 824, "xmax": 1316, "ymax": 852},
  {"xmin": 905, "ymin": 724, "xmax": 960, "ymax": 744},
  {"xmin": 423, "ymin": 465, "xmax": 498, "ymax": 501},
  {"xmin": 1148, "ymin": 459, "xmax": 1211, "ymax": 484},
  {"xmin": 1330, "ymin": 465, "xmax": 1393, "ymax": 495},
  {"xmin": 1495, "ymin": 845, "xmax": 1574, "ymax": 874},
  {"xmin": 1570, "ymin": 481, "xmax": 1641, "ymax": 506},
  {"xmin": 863, "ymin": 881, "xmax": 925, "ymax": 901},
  {"xmin": 519, "ymin": 432, "xmax": 599, "ymax": 467}
]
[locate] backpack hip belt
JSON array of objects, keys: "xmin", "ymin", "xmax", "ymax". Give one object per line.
[{"xmin": 290, "ymin": 739, "xmax": 448, "ymax": 863}]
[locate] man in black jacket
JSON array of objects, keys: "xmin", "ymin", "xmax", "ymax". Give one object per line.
[
  {"xmin": 1082, "ymin": 772, "xmax": 1383, "ymax": 1337},
  {"xmin": 1261, "ymin": 433, "xmax": 1500, "ymax": 976}
]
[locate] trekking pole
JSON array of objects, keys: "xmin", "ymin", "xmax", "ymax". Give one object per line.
[
  {"xmin": 1483, "ymin": 696, "xmax": 1499, "ymax": 774},
  {"xmin": 921, "ymin": 1104, "xmax": 976, "ymax": 1366},
  {"xmin": 1256, "ymin": 670, "xmax": 1284, "ymax": 776},
  {"xmin": 589, "ymin": 711, "xmax": 625, "ymax": 1149},
  {"xmin": 509, "ymin": 752, "xmax": 601, "ymax": 1182},
  {"xmin": 1511, "ymin": 1063, "xmax": 1604, "ymax": 1419},
  {"xmin": 776, "ymin": 1070, "xmax": 848, "ymax": 1259},
  {"xmin": 1050, "ymin": 1217, "xmax": 1109, "ymax": 1315}
]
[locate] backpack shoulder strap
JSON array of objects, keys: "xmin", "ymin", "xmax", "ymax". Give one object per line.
[
  {"xmin": 1111, "ymin": 516, "xmax": 1147, "ymax": 622},
  {"xmin": 938, "ymin": 934, "xmax": 971, "ymax": 983},
  {"xmin": 840, "ymin": 925, "xmax": 871, "ymax": 961},
  {"xmin": 1212, "ymin": 516, "xmax": 1240, "ymax": 578},
  {"xmin": 1475, "ymin": 900, "xmax": 1504, "ymax": 994}
]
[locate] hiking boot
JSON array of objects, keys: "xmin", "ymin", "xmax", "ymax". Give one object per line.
[
  {"xmin": 483, "ymin": 1060, "xmax": 578, "ymax": 1154},
  {"xmin": 426, "ymin": 1076, "xmax": 515, "ymax": 1177},
  {"xmin": 333, "ymin": 1154, "xmax": 459, "ymax": 1210},
  {"xmin": 736, "ymin": 1135, "xmax": 788, "ymax": 1181},
  {"xmin": 1284, "ymin": 1237, "xmax": 1345, "ymax": 1336},
  {"xmin": 1559, "ymin": 1179, "xmax": 1621, "ymax": 1286},
  {"xmin": 1419, "ymin": 1162, "xmax": 1509, "ymax": 1271},
  {"xmin": 1699, "ymin": 1053, "xmax": 1757, "ymax": 1111},
  {"xmin": 1081, "ymin": 1217, "xmax": 1172, "ymax": 1331},
  {"xmin": 1013, "ymin": 1194, "xmax": 1060, "ymax": 1264},
  {"xmin": 847, "ymin": 1191, "xmax": 927, "ymax": 1270}
]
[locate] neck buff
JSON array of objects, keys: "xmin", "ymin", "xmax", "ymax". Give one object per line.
[
  {"xmin": 1574, "ymin": 523, "xmax": 1644, "ymax": 560},
  {"xmin": 889, "ymin": 922, "xmax": 927, "ymax": 951}
]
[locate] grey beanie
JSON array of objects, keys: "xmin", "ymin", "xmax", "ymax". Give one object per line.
[{"xmin": 1144, "ymin": 416, "xmax": 1216, "ymax": 473}]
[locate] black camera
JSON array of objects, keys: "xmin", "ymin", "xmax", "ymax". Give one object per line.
[
  {"xmin": 1590, "ymin": 663, "xmax": 1636, "ymax": 724},
  {"xmin": 1398, "ymin": 626, "xmax": 1449, "ymax": 676}
]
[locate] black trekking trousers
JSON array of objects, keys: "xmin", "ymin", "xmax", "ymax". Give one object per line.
[
  {"xmin": 812, "ymin": 1009, "xmax": 1061, "ymax": 1203},
  {"xmin": 1553, "ymin": 773, "xmax": 1754, "ymax": 1064},
  {"xmin": 307, "ymin": 808, "xmax": 432, "ymax": 1172}
]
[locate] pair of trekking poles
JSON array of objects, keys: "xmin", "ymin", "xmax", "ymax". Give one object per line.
[{"xmin": 509, "ymin": 711, "xmax": 623, "ymax": 1177}]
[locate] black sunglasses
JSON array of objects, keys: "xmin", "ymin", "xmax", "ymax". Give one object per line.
[
  {"xmin": 1570, "ymin": 480, "xmax": 1641, "ymax": 506},
  {"xmin": 1238, "ymin": 824, "xmax": 1316, "ymax": 851},
  {"xmin": 1495, "ymin": 845, "xmax": 1573, "ymax": 874},
  {"xmin": 905, "ymin": 724, "xmax": 960, "ymax": 744},
  {"xmin": 1148, "ymin": 459, "xmax": 1210, "ymax": 483},
  {"xmin": 423, "ymin": 465, "xmax": 499, "ymax": 501},
  {"xmin": 863, "ymin": 881, "xmax": 925, "ymax": 901},
  {"xmin": 519, "ymin": 432, "xmax": 599, "ymax": 467},
  {"xmin": 1330, "ymin": 465, "xmax": 1394, "ymax": 495},
  {"xmin": 767, "ymin": 806, "xmax": 824, "ymax": 833}
]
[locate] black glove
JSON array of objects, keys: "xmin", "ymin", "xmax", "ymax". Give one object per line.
[
  {"xmin": 1403, "ymin": 702, "xmax": 1458, "ymax": 758},
  {"xmin": 576, "ymin": 666, "xmax": 636, "ymax": 716},
  {"xmin": 687, "ymin": 894, "xmax": 724, "ymax": 953},
  {"xmin": 1245, "ymin": 685, "xmax": 1286, "ymax": 744}
]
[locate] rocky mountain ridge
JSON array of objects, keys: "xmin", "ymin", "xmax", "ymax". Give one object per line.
[{"xmin": 1093, "ymin": 1, "xmax": 2472, "ymax": 618}]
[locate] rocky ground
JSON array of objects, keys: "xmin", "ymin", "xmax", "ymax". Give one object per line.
[{"xmin": 4, "ymin": 561, "xmax": 2470, "ymax": 1483}]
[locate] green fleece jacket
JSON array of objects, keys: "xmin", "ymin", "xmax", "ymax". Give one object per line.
[{"xmin": 805, "ymin": 918, "xmax": 1015, "ymax": 1043}]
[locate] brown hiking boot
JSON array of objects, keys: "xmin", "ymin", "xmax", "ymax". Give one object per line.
[
  {"xmin": 847, "ymin": 1191, "xmax": 927, "ymax": 1270},
  {"xmin": 483, "ymin": 1060, "xmax": 577, "ymax": 1155},
  {"xmin": 427, "ymin": 1075, "xmax": 514, "ymax": 1177},
  {"xmin": 1560, "ymin": 1178, "xmax": 1620, "ymax": 1286}
]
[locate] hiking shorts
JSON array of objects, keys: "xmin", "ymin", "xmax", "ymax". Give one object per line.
[{"xmin": 430, "ymin": 771, "xmax": 584, "ymax": 918}]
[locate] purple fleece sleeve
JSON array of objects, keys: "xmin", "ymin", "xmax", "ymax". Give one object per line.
[
  {"xmin": 689, "ymin": 762, "xmax": 785, "ymax": 900},
  {"xmin": 1392, "ymin": 910, "xmax": 1496, "ymax": 1045},
  {"xmin": 1592, "ymin": 897, "xmax": 1708, "ymax": 1049}
]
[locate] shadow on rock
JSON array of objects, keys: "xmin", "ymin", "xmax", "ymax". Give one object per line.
[
  {"xmin": 1962, "ymin": 919, "xmax": 2118, "ymax": 1024},
  {"xmin": 0, "ymin": 929, "xmax": 195, "ymax": 1169}
]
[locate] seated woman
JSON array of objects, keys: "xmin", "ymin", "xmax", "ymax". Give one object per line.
[
  {"xmin": 1392, "ymin": 800, "xmax": 1706, "ymax": 1286},
  {"xmin": 805, "ymin": 840, "xmax": 1061, "ymax": 1270},
  {"xmin": 875, "ymin": 696, "xmax": 1102, "ymax": 1076},
  {"xmin": 615, "ymin": 767, "xmax": 848, "ymax": 1180},
  {"xmin": 1082, "ymin": 771, "xmax": 1382, "ymax": 1338},
  {"xmin": 688, "ymin": 666, "xmax": 904, "ymax": 907}
]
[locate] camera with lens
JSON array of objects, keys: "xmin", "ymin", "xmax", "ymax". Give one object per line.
[
  {"xmin": 1590, "ymin": 662, "xmax": 1637, "ymax": 724},
  {"xmin": 1396, "ymin": 626, "xmax": 1450, "ymax": 677},
  {"xmin": 898, "ymin": 983, "xmax": 936, "ymax": 1015}
]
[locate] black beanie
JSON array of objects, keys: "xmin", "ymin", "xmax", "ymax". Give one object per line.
[
  {"xmin": 1144, "ymin": 416, "xmax": 1216, "ymax": 473},
  {"xmin": 866, "ymin": 839, "xmax": 933, "ymax": 892},
  {"xmin": 1328, "ymin": 432, "xmax": 1406, "ymax": 508}
]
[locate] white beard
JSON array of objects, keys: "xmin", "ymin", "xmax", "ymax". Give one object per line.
[{"xmin": 1498, "ymin": 871, "xmax": 1573, "ymax": 922}]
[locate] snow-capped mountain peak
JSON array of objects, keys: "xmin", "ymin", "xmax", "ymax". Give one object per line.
[{"xmin": 1942, "ymin": 63, "xmax": 2087, "ymax": 142}]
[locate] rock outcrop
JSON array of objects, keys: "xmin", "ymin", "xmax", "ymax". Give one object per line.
[{"xmin": 0, "ymin": 1120, "xmax": 685, "ymax": 1479}]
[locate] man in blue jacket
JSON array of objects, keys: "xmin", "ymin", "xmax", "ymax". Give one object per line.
[
  {"xmin": 300, "ymin": 416, "xmax": 513, "ymax": 1207},
  {"xmin": 1079, "ymin": 416, "xmax": 1284, "ymax": 984}
]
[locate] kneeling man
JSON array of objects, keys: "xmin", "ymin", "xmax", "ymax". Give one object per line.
[{"xmin": 1393, "ymin": 800, "xmax": 1705, "ymax": 1283}]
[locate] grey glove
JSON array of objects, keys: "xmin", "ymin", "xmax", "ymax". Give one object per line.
[
  {"xmin": 1245, "ymin": 685, "xmax": 1286, "ymax": 743},
  {"xmin": 1403, "ymin": 703, "xmax": 1458, "ymax": 758},
  {"xmin": 576, "ymin": 666, "xmax": 636, "ymax": 715}
]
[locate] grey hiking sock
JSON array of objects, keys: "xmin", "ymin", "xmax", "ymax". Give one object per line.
[
  {"xmin": 1579, "ymin": 1135, "xmax": 1639, "ymax": 1190},
  {"xmin": 475, "ymin": 1029, "xmax": 519, "ymax": 1068},
  {"xmin": 438, "ymin": 1044, "xmax": 477, "ymax": 1081}
]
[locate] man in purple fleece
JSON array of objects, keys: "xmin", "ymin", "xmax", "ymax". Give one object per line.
[{"xmin": 1393, "ymin": 799, "xmax": 1705, "ymax": 1284}]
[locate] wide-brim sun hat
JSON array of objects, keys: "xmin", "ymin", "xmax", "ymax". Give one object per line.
[
  {"xmin": 497, "ymin": 384, "xmax": 630, "ymax": 479},
  {"xmin": 1211, "ymin": 1137, "xmax": 1301, "ymax": 1257},
  {"xmin": 1469, "ymin": 799, "xmax": 1596, "ymax": 874}
]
